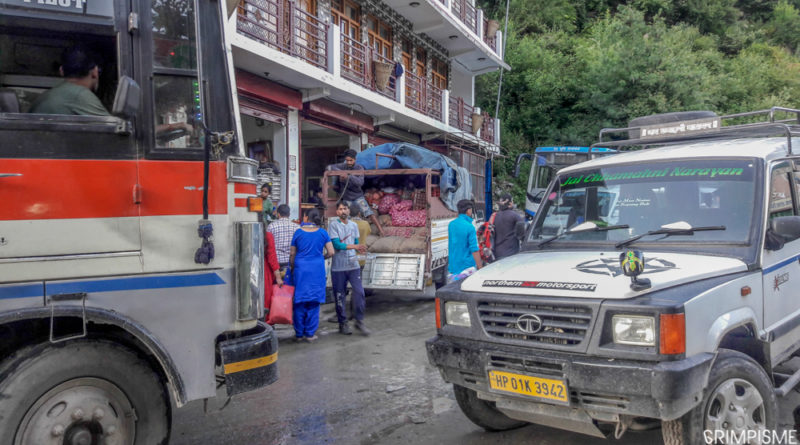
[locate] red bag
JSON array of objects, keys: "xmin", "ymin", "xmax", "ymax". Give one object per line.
[{"xmin": 266, "ymin": 284, "xmax": 294, "ymax": 325}]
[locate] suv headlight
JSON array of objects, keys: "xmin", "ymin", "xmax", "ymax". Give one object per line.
[
  {"xmin": 612, "ymin": 315, "xmax": 655, "ymax": 346},
  {"xmin": 445, "ymin": 302, "xmax": 471, "ymax": 327}
]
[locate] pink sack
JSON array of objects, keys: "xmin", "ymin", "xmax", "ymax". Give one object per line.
[
  {"xmin": 391, "ymin": 209, "xmax": 427, "ymax": 227},
  {"xmin": 378, "ymin": 193, "xmax": 401, "ymax": 214},
  {"xmin": 266, "ymin": 284, "xmax": 294, "ymax": 325}
]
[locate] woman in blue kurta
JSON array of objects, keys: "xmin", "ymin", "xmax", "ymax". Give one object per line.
[{"xmin": 289, "ymin": 209, "xmax": 334, "ymax": 341}]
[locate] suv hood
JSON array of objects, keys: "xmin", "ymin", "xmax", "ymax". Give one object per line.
[{"xmin": 460, "ymin": 251, "xmax": 748, "ymax": 298}]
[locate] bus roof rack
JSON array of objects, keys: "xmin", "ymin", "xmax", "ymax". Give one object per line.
[{"xmin": 592, "ymin": 106, "xmax": 800, "ymax": 155}]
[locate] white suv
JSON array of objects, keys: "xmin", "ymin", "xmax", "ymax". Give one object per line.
[{"xmin": 427, "ymin": 107, "xmax": 800, "ymax": 444}]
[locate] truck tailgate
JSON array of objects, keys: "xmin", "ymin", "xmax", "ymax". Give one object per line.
[{"xmin": 362, "ymin": 254, "xmax": 426, "ymax": 290}]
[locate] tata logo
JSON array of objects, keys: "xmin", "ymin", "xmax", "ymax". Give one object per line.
[
  {"xmin": 516, "ymin": 314, "xmax": 543, "ymax": 334},
  {"xmin": 575, "ymin": 257, "xmax": 676, "ymax": 277}
]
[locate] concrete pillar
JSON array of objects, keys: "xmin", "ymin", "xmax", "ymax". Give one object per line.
[
  {"xmin": 441, "ymin": 89, "xmax": 450, "ymax": 125},
  {"xmin": 287, "ymin": 109, "xmax": 301, "ymax": 219},
  {"xmin": 396, "ymin": 74, "xmax": 406, "ymax": 107},
  {"xmin": 496, "ymin": 30, "xmax": 503, "ymax": 59},
  {"xmin": 476, "ymin": 9, "xmax": 484, "ymax": 39},
  {"xmin": 349, "ymin": 134, "xmax": 361, "ymax": 152},
  {"xmin": 328, "ymin": 24, "xmax": 341, "ymax": 77}
]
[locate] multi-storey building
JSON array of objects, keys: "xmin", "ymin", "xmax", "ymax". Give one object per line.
[{"xmin": 227, "ymin": 0, "xmax": 507, "ymax": 218}]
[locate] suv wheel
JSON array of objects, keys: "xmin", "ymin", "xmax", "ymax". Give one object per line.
[
  {"xmin": 453, "ymin": 384, "xmax": 527, "ymax": 432},
  {"xmin": 661, "ymin": 349, "xmax": 777, "ymax": 445}
]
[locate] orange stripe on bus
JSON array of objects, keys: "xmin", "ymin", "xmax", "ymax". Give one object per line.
[
  {"xmin": 234, "ymin": 183, "xmax": 256, "ymax": 194},
  {"xmin": 0, "ymin": 160, "xmax": 228, "ymax": 220}
]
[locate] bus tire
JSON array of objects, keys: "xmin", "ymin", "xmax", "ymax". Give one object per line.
[
  {"xmin": 0, "ymin": 339, "xmax": 170, "ymax": 445},
  {"xmin": 661, "ymin": 349, "xmax": 776, "ymax": 445},
  {"xmin": 453, "ymin": 384, "xmax": 527, "ymax": 432}
]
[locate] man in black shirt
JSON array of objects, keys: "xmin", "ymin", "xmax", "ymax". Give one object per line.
[
  {"xmin": 328, "ymin": 149, "xmax": 385, "ymax": 236},
  {"xmin": 493, "ymin": 193, "xmax": 526, "ymax": 260}
]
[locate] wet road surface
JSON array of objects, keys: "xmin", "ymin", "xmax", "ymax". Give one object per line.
[{"xmin": 171, "ymin": 293, "xmax": 798, "ymax": 445}]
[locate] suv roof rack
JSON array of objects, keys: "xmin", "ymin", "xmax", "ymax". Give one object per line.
[{"xmin": 592, "ymin": 106, "xmax": 800, "ymax": 154}]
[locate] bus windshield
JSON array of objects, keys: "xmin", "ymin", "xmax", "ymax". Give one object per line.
[{"xmin": 529, "ymin": 159, "xmax": 758, "ymax": 245}]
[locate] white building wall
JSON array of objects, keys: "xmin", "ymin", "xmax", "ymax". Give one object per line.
[{"xmin": 450, "ymin": 65, "xmax": 475, "ymax": 106}]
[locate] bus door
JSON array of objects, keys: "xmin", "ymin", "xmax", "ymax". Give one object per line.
[{"xmin": 0, "ymin": 1, "xmax": 142, "ymax": 280}]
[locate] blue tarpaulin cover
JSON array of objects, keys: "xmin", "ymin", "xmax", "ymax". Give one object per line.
[{"xmin": 355, "ymin": 143, "xmax": 472, "ymax": 212}]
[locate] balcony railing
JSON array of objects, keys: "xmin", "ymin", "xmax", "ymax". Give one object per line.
[
  {"xmin": 483, "ymin": 17, "xmax": 496, "ymax": 52},
  {"xmin": 238, "ymin": 0, "xmax": 328, "ymax": 71},
  {"xmin": 405, "ymin": 72, "xmax": 444, "ymax": 121},
  {"xmin": 451, "ymin": 0, "xmax": 478, "ymax": 35},
  {"xmin": 341, "ymin": 33, "xmax": 369, "ymax": 88},
  {"xmin": 449, "ymin": 95, "xmax": 473, "ymax": 132},
  {"xmin": 449, "ymin": 96, "xmax": 495, "ymax": 143}
]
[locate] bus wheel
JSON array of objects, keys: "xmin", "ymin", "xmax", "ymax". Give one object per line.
[{"xmin": 0, "ymin": 339, "xmax": 170, "ymax": 445}]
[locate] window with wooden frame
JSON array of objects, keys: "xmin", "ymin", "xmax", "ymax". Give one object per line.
[
  {"xmin": 401, "ymin": 38, "xmax": 412, "ymax": 72},
  {"xmin": 332, "ymin": 0, "xmax": 360, "ymax": 40},
  {"xmin": 432, "ymin": 57, "xmax": 447, "ymax": 90},
  {"xmin": 415, "ymin": 47, "xmax": 426, "ymax": 77},
  {"xmin": 366, "ymin": 15, "xmax": 392, "ymax": 59}
]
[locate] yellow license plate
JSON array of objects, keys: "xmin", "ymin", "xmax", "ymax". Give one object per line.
[{"xmin": 487, "ymin": 369, "xmax": 569, "ymax": 404}]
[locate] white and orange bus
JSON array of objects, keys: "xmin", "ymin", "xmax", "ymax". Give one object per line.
[{"xmin": 0, "ymin": 1, "xmax": 276, "ymax": 443}]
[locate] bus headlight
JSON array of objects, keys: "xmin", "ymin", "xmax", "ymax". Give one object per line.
[
  {"xmin": 612, "ymin": 315, "xmax": 655, "ymax": 346},
  {"xmin": 445, "ymin": 302, "xmax": 471, "ymax": 327}
]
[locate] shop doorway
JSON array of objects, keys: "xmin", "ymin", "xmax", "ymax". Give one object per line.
[{"xmin": 300, "ymin": 120, "xmax": 353, "ymax": 213}]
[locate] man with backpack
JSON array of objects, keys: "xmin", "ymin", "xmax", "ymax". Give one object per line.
[{"xmin": 492, "ymin": 193, "xmax": 526, "ymax": 260}]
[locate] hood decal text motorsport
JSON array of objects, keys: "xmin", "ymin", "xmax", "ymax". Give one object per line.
[
  {"xmin": 574, "ymin": 257, "xmax": 677, "ymax": 277},
  {"xmin": 482, "ymin": 280, "xmax": 597, "ymax": 292}
]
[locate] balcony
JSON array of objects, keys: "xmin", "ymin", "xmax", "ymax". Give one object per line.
[
  {"xmin": 449, "ymin": 95, "xmax": 495, "ymax": 143},
  {"xmin": 237, "ymin": 0, "xmax": 328, "ymax": 71}
]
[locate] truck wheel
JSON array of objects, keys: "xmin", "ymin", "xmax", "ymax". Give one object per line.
[
  {"xmin": 0, "ymin": 339, "xmax": 170, "ymax": 445},
  {"xmin": 661, "ymin": 349, "xmax": 776, "ymax": 445},
  {"xmin": 453, "ymin": 384, "xmax": 527, "ymax": 432}
]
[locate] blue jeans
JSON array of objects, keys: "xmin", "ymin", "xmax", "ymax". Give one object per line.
[{"xmin": 331, "ymin": 268, "xmax": 365, "ymax": 324}]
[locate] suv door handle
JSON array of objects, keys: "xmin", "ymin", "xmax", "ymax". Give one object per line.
[{"xmin": 0, "ymin": 173, "xmax": 22, "ymax": 178}]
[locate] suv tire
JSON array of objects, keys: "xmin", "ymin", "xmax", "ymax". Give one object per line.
[
  {"xmin": 453, "ymin": 384, "xmax": 527, "ymax": 432},
  {"xmin": 661, "ymin": 349, "xmax": 777, "ymax": 445}
]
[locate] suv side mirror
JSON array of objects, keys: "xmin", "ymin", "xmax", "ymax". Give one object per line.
[
  {"xmin": 111, "ymin": 76, "xmax": 141, "ymax": 118},
  {"xmin": 767, "ymin": 216, "xmax": 800, "ymax": 250}
]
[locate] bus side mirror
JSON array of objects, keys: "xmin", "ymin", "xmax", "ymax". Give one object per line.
[{"xmin": 111, "ymin": 76, "xmax": 141, "ymax": 118}]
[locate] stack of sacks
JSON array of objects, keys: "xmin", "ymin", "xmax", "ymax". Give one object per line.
[{"xmin": 390, "ymin": 200, "xmax": 426, "ymax": 227}]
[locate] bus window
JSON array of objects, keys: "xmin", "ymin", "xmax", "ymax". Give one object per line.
[{"xmin": 151, "ymin": 0, "xmax": 202, "ymax": 149}]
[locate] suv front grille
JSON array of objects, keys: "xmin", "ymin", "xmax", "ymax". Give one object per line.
[{"xmin": 477, "ymin": 301, "xmax": 593, "ymax": 346}]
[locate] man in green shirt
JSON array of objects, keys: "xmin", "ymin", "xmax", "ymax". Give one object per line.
[{"xmin": 30, "ymin": 45, "xmax": 109, "ymax": 116}]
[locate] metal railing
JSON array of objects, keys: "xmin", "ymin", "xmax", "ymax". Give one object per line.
[
  {"xmin": 405, "ymin": 72, "xmax": 444, "ymax": 122},
  {"xmin": 405, "ymin": 71, "xmax": 426, "ymax": 115},
  {"xmin": 481, "ymin": 112, "xmax": 495, "ymax": 143},
  {"xmin": 451, "ymin": 0, "xmax": 478, "ymax": 34},
  {"xmin": 449, "ymin": 95, "xmax": 474, "ymax": 132},
  {"xmin": 427, "ymin": 84, "xmax": 443, "ymax": 122},
  {"xmin": 341, "ymin": 33, "xmax": 369, "ymax": 88},
  {"xmin": 449, "ymin": 95, "xmax": 495, "ymax": 142},
  {"xmin": 237, "ymin": 0, "xmax": 328, "ymax": 71}
]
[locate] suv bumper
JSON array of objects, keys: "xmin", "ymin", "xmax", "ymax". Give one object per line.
[
  {"xmin": 218, "ymin": 321, "xmax": 279, "ymax": 396},
  {"xmin": 426, "ymin": 335, "xmax": 714, "ymax": 421}
]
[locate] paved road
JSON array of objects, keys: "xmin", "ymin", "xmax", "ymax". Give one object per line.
[{"xmin": 170, "ymin": 293, "xmax": 797, "ymax": 445}]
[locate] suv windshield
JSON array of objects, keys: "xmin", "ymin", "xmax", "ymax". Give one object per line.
[{"xmin": 529, "ymin": 159, "xmax": 758, "ymax": 245}]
